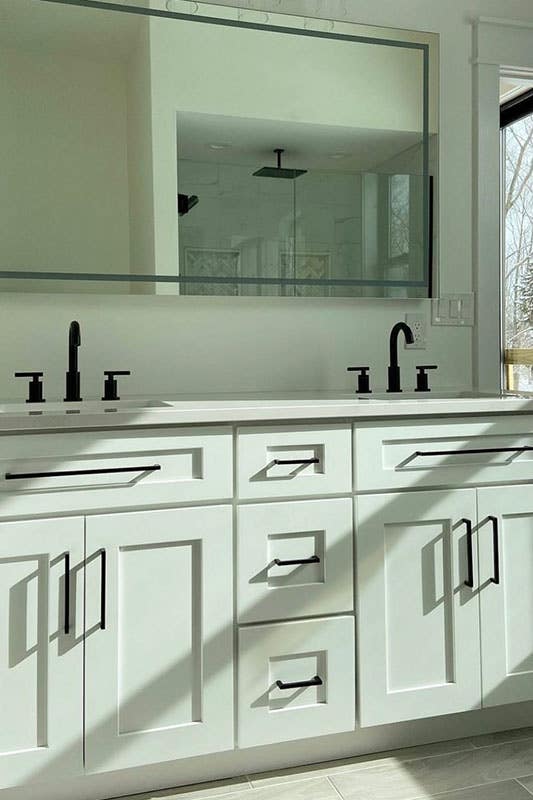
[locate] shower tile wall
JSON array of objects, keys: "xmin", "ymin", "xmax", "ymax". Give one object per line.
[{"xmin": 177, "ymin": 160, "xmax": 363, "ymax": 296}]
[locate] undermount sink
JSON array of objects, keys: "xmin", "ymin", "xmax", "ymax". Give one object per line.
[{"xmin": 0, "ymin": 399, "xmax": 173, "ymax": 415}]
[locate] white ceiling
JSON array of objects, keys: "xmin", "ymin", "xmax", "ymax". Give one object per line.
[{"xmin": 176, "ymin": 111, "xmax": 423, "ymax": 173}]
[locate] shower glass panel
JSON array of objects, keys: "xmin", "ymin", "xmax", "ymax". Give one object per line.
[{"xmin": 0, "ymin": 0, "xmax": 437, "ymax": 298}]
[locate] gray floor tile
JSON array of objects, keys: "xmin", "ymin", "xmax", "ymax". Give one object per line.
[
  {"xmin": 469, "ymin": 728, "xmax": 533, "ymax": 749},
  {"xmin": 516, "ymin": 775, "xmax": 533, "ymax": 796},
  {"xmin": 330, "ymin": 738, "xmax": 533, "ymax": 800},
  {"xmin": 427, "ymin": 781, "xmax": 532, "ymax": 799},
  {"xmin": 116, "ymin": 777, "xmax": 251, "ymax": 800},
  {"xmin": 222, "ymin": 778, "xmax": 339, "ymax": 800},
  {"xmin": 249, "ymin": 740, "xmax": 476, "ymax": 788}
]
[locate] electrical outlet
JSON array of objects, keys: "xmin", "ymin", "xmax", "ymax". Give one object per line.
[{"xmin": 405, "ymin": 313, "xmax": 427, "ymax": 349}]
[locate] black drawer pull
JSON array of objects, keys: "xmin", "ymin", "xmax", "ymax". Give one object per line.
[
  {"xmin": 64, "ymin": 551, "xmax": 70, "ymax": 635},
  {"xmin": 273, "ymin": 556, "xmax": 320, "ymax": 567},
  {"xmin": 488, "ymin": 515, "xmax": 500, "ymax": 585},
  {"xmin": 100, "ymin": 549, "xmax": 107, "ymax": 631},
  {"xmin": 414, "ymin": 446, "xmax": 533, "ymax": 458},
  {"xmin": 462, "ymin": 517, "xmax": 474, "ymax": 588},
  {"xmin": 276, "ymin": 675, "xmax": 323, "ymax": 690},
  {"xmin": 5, "ymin": 464, "xmax": 161, "ymax": 481},
  {"xmin": 273, "ymin": 458, "xmax": 319, "ymax": 466}
]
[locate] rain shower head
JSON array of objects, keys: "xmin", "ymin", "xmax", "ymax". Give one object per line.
[{"xmin": 253, "ymin": 149, "xmax": 307, "ymax": 179}]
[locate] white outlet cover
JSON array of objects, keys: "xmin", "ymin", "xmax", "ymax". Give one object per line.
[{"xmin": 405, "ymin": 313, "xmax": 427, "ymax": 349}]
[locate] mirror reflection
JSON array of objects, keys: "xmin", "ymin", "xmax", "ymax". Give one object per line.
[{"xmin": 0, "ymin": 0, "xmax": 437, "ymax": 297}]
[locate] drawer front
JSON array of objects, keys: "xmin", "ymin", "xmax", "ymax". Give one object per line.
[
  {"xmin": 238, "ymin": 616, "xmax": 355, "ymax": 748},
  {"xmin": 0, "ymin": 427, "xmax": 232, "ymax": 515},
  {"xmin": 237, "ymin": 424, "xmax": 351, "ymax": 500},
  {"xmin": 354, "ymin": 417, "xmax": 533, "ymax": 492},
  {"xmin": 237, "ymin": 499, "xmax": 353, "ymax": 624}
]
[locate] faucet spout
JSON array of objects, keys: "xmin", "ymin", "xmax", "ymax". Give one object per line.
[
  {"xmin": 387, "ymin": 321, "xmax": 414, "ymax": 392},
  {"xmin": 65, "ymin": 320, "xmax": 82, "ymax": 402}
]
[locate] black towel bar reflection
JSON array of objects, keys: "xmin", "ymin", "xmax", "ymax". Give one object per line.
[
  {"xmin": 273, "ymin": 458, "xmax": 319, "ymax": 466},
  {"xmin": 276, "ymin": 675, "xmax": 323, "ymax": 690},
  {"xmin": 5, "ymin": 464, "xmax": 161, "ymax": 480},
  {"xmin": 414, "ymin": 446, "xmax": 533, "ymax": 458},
  {"xmin": 273, "ymin": 555, "xmax": 320, "ymax": 567}
]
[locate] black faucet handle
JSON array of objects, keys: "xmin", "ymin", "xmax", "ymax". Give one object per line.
[
  {"xmin": 347, "ymin": 366, "xmax": 372, "ymax": 394},
  {"xmin": 15, "ymin": 372, "xmax": 45, "ymax": 403},
  {"xmin": 102, "ymin": 371, "xmax": 131, "ymax": 402},
  {"xmin": 415, "ymin": 365, "xmax": 438, "ymax": 393}
]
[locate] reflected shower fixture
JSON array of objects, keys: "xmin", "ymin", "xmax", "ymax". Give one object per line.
[
  {"xmin": 253, "ymin": 148, "xmax": 307, "ymax": 179},
  {"xmin": 178, "ymin": 193, "xmax": 199, "ymax": 216}
]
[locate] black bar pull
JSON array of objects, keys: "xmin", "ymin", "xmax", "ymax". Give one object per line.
[
  {"xmin": 273, "ymin": 458, "xmax": 319, "ymax": 466},
  {"xmin": 488, "ymin": 516, "xmax": 500, "ymax": 585},
  {"xmin": 415, "ymin": 446, "xmax": 533, "ymax": 458},
  {"xmin": 5, "ymin": 464, "xmax": 161, "ymax": 481},
  {"xmin": 100, "ymin": 549, "xmax": 107, "ymax": 631},
  {"xmin": 273, "ymin": 555, "xmax": 320, "ymax": 567},
  {"xmin": 462, "ymin": 518, "xmax": 474, "ymax": 588},
  {"xmin": 64, "ymin": 551, "xmax": 70, "ymax": 635},
  {"xmin": 276, "ymin": 675, "xmax": 323, "ymax": 691}
]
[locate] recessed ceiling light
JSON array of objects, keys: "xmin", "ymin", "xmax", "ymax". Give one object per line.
[
  {"xmin": 330, "ymin": 153, "xmax": 347, "ymax": 160},
  {"xmin": 208, "ymin": 143, "xmax": 232, "ymax": 150}
]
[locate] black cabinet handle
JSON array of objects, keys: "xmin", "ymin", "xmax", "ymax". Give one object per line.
[
  {"xmin": 273, "ymin": 458, "xmax": 319, "ymax": 466},
  {"xmin": 273, "ymin": 556, "xmax": 320, "ymax": 567},
  {"xmin": 488, "ymin": 516, "xmax": 500, "ymax": 585},
  {"xmin": 276, "ymin": 675, "xmax": 323, "ymax": 690},
  {"xmin": 100, "ymin": 549, "xmax": 107, "ymax": 631},
  {"xmin": 5, "ymin": 464, "xmax": 161, "ymax": 481},
  {"xmin": 64, "ymin": 551, "xmax": 70, "ymax": 635},
  {"xmin": 462, "ymin": 518, "xmax": 474, "ymax": 588},
  {"xmin": 414, "ymin": 446, "xmax": 533, "ymax": 458}
]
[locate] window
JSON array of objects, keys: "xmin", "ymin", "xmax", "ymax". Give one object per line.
[{"xmin": 501, "ymin": 83, "xmax": 533, "ymax": 392}]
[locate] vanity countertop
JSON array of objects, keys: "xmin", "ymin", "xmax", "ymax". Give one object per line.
[{"xmin": 1, "ymin": 391, "xmax": 533, "ymax": 432}]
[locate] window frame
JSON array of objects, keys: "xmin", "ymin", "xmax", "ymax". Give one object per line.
[{"xmin": 500, "ymin": 88, "xmax": 533, "ymax": 392}]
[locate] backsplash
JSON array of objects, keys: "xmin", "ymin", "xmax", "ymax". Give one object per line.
[{"xmin": 0, "ymin": 293, "xmax": 471, "ymax": 402}]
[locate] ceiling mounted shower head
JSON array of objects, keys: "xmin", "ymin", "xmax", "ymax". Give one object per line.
[{"xmin": 253, "ymin": 148, "xmax": 307, "ymax": 179}]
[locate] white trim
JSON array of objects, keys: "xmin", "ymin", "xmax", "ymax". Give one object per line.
[{"xmin": 473, "ymin": 18, "xmax": 533, "ymax": 391}]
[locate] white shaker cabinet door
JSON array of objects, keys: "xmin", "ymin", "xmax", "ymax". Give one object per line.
[
  {"xmin": 85, "ymin": 505, "xmax": 234, "ymax": 774},
  {"xmin": 0, "ymin": 517, "xmax": 84, "ymax": 789},
  {"xmin": 478, "ymin": 486, "xmax": 533, "ymax": 707},
  {"xmin": 356, "ymin": 489, "xmax": 481, "ymax": 727}
]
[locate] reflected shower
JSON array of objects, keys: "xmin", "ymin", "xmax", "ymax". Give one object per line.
[{"xmin": 253, "ymin": 148, "xmax": 307, "ymax": 179}]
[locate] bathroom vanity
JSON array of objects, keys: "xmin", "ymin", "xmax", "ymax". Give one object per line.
[{"xmin": 2, "ymin": 395, "xmax": 533, "ymax": 798}]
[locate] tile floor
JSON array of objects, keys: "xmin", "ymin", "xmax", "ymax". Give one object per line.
[{"xmin": 119, "ymin": 727, "xmax": 533, "ymax": 800}]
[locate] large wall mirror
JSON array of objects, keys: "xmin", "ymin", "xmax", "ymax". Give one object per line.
[{"xmin": 1, "ymin": 0, "xmax": 438, "ymax": 297}]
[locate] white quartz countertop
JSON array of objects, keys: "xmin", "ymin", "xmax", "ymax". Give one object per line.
[{"xmin": 1, "ymin": 391, "xmax": 533, "ymax": 432}]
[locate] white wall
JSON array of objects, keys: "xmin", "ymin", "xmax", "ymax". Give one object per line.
[{"xmin": 2, "ymin": 0, "xmax": 533, "ymax": 402}]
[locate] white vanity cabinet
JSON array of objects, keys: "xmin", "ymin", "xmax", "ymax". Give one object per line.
[
  {"xmin": 84, "ymin": 505, "xmax": 234, "ymax": 773},
  {"xmin": 478, "ymin": 486, "xmax": 533, "ymax": 709},
  {"xmin": 356, "ymin": 489, "xmax": 482, "ymax": 727},
  {"xmin": 0, "ymin": 517, "xmax": 84, "ymax": 789},
  {"xmin": 354, "ymin": 418, "xmax": 533, "ymax": 728},
  {"xmin": 4, "ymin": 411, "xmax": 533, "ymax": 797}
]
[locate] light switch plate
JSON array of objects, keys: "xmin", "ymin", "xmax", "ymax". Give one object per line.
[
  {"xmin": 431, "ymin": 293, "xmax": 475, "ymax": 326},
  {"xmin": 405, "ymin": 313, "xmax": 427, "ymax": 349}
]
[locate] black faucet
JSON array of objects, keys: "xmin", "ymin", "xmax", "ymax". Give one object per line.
[
  {"xmin": 65, "ymin": 320, "xmax": 82, "ymax": 402},
  {"xmin": 387, "ymin": 322, "xmax": 414, "ymax": 392}
]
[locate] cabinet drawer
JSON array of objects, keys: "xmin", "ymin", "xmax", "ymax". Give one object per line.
[
  {"xmin": 0, "ymin": 427, "xmax": 232, "ymax": 515},
  {"xmin": 354, "ymin": 417, "xmax": 533, "ymax": 492},
  {"xmin": 238, "ymin": 616, "xmax": 355, "ymax": 748},
  {"xmin": 237, "ymin": 424, "xmax": 351, "ymax": 500},
  {"xmin": 237, "ymin": 499, "xmax": 353, "ymax": 624}
]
